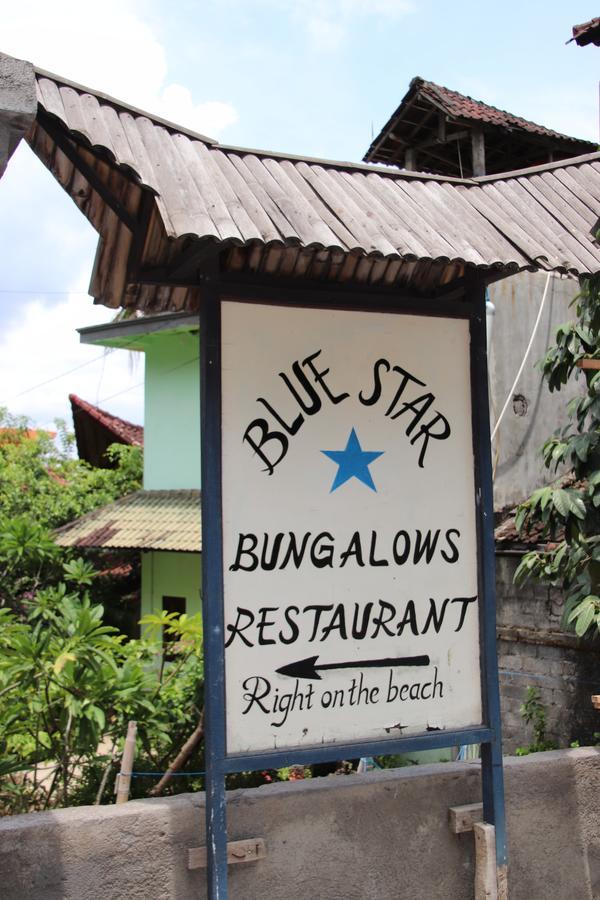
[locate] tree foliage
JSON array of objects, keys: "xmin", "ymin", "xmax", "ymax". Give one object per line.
[
  {"xmin": 515, "ymin": 274, "xmax": 600, "ymax": 637},
  {"xmin": 0, "ymin": 408, "xmax": 142, "ymax": 613},
  {"xmin": 0, "ymin": 555, "xmax": 203, "ymax": 813},
  {"xmin": 0, "ymin": 408, "xmax": 142, "ymax": 530}
]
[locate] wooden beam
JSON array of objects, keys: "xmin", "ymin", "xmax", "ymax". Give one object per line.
[
  {"xmin": 497, "ymin": 623, "xmax": 591, "ymax": 652},
  {"xmin": 407, "ymin": 106, "xmax": 435, "ymax": 142},
  {"xmin": 414, "ymin": 129, "xmax": 470, "ymax": 151},
  {"xmin": 136, "ymin": 242, "xmax": 221, "ymax": 285},
  {"xmin": 38, "ymin": 111, "xmax": 138, "ymax": 232},
  {"xmin": 171, "ymin": 241, "xmax": 220, "ymax": 281},
  {"xmin": 188, "ymin": 839, "xmax": 266, "ymax": 870},
  {"xmin": 471, "ymin": 128, "xmax": 486, "ymax": 177},
  {"xmin": 577, "ymin": 358, "xmax": 600, "ymax": 370},
  {"xmin": 474, "ymin": 822, "xmax": 498, "ymax": 899},
  {"xmin": 437, "ymin": 114, "xmax": 446, "ymax": 142},
  {"xmin": 448, "ymin": 802, "xmax": 484, "ymax": 834},
  {"xmin": 404, "ymin": 147, "xmax": 417, "ymax": 170}
]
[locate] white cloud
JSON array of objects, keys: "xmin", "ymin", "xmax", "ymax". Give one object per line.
[
  {"xmin": 288, "ymin": 0, "xmax": 414, "ymax": 50},
  {"xmin": 1, "ymin": 0, "xmax": 238, "ymax": 137},
  {"xmin": 0, "ymin": 288, "xmax": 144, "ymax": 433},
  {"xmin": 0, "ymin": 1, "xmax": 235, "ymax": 431}
]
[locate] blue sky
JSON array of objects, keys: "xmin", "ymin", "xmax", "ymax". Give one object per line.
[{"xmin": 0, "ymin": 0, "xmax": 598, "ymax": 429}]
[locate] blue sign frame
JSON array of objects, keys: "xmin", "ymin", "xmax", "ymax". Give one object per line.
[{"xmin": 200, "ymin": 275, "xmax": 506, "ymax": 898}]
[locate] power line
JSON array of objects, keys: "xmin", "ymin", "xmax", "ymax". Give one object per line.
[
  {"xmin": 0, "ymin": 332, "xmax": 143, "ymax": 405},
  {"xmin": 1, "ymin": 329, "xmax": 198, "ymax": 410},
  {"xmin": 0, "ymin": 289, "xmax": 90, "ymax": 295},
  {"xmin": 2, "ymin": 351, "xmax": 112, "ymax": 403}
]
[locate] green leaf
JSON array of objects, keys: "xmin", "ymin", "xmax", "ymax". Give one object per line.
[{"xmin": 553, "ymin": 489, "xmax": 571, "ymax": 517}]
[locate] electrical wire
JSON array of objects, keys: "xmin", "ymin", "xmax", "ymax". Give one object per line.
[
  {"xmin": 1, "ymin": 328, "xmax": 159, "ymax": 407},
  {"xmin": 1, "ymin": 351, "xmax": 113, "ymax": 403},
  {"xmin": 490, "ymin": 272, "xmax": 552, "ymax": 443},
  {"xmin": 0, "ymin": 290, "xmax": 90, "ymax": 295}
]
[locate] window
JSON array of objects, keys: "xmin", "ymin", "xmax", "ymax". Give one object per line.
[{"xmin": 162, "ymin": 596, "xmax": 186, "ymax": 657}]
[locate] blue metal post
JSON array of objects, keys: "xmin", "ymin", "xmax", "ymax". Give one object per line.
[
  {"xmin": 200, "ymin": 280, "xmax": 229, "ymax": 899},
  {"xmin": 469, "ymin": 274, "xmax": 507, "ymax": 871}
]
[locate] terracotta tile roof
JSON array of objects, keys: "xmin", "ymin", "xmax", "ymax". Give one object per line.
[
  {"xmin": 69, "ymin": 394, "xmax": 143, "ymax": 468},
  {"xmin": 364, "ymin": 77, "xmax": 595, "ymax": 175},
  {"xmin": 70, "ymin": 394, "xmax": 143, "ymax": 446},
  {"xmin": 0, "ymin": 427, "xmax": 56, "ymax": 442},
  {"xmin": 494, "ymin": 475, "xmax": 581, "ymax": 549},
  {"xmin": 571, "ymin": 18, "xmax": 600, "ymax": 47},
  {"xmin": 54, "ymin": 490, "xmax": 200, "ymax": 552},
  {"xmin": 414, "ymin": 78, "xmax": 584, "ymax": 142},
  {"xmin": 494, "ymin": 514, "xmax": 558, "ymax": 549}
]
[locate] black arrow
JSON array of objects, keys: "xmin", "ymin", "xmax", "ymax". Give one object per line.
[{"xmin": 276, "ymin": 653, "xmax": 431, "ymax": 681}]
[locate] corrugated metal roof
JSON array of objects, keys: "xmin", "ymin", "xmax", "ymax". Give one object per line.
[
  {"xmin": 54, "ymin": 490, "xmax": 200, "ymax": 552},
  {"xmin": 23, "ymin": 68, "xmax": 600, "ymax": 311}
]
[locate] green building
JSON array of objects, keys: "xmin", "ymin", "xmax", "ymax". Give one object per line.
[{"xmin": 56, "ymin": 312, "xmax": 203, "ymax": 630}]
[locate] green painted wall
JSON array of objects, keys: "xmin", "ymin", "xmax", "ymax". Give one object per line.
[
  {"xmin": 143, "ymin": 331, "xmax": 200, "ymax": 489},
  {"xmin": 141, "ymin": 550, "xmax": 202, "ymax": 631}
]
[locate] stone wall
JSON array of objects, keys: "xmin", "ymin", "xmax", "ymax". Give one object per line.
[
  {"xmin": 496, "ymin": 552, "xmax": 600, "ymax": 753},
  {"xmin": 0, "ymin": 749, "xmax": 599, "ymax": 900}
]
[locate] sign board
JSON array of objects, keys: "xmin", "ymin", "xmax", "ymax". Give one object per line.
[{"xmin": 221, "ymin": 300, "xmax": 482, "ymax": 755}]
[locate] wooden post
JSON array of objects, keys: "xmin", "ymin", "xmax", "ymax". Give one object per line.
[
  {"xmin": 474, "ymin": 822, "xmax": 497, "ymax": 898},
  {"xmin": 474, "ymin": 822, "xmax": 507, "ymax": 900},
  {"xmin": 471, "ymin": 128, "xmax": 486, "ymax": 177},
  {"xmin": 404, "ymin": 147, "xmax": 416, "ymax": 171},
  {"xmin": 115, "ymin": 720, "xmax": 137, "ymax": 804}
]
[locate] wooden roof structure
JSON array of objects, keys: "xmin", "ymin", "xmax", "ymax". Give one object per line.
[
  {"xmin": 570, "ymin": 18, "xmax": 600, "ymax": 47},
  {"xmin": 2, "ymin": 52, "xmax": 600, "ymax": 313},
  {"xmin": 363, "ymin": 77, "xmax": 596, "ymax": 177},
  {"xmin": 69, "ymin": 393, "xmax": 143, "ymax": 468}
]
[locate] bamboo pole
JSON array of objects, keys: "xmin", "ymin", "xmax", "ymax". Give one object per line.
[
  {"xmin": 149, "ymin": 711, "xmax": 204, "ymax": 797},
  {"xmin": 115, "ymin": 720, "xmax": 137, "ymax": 804}
]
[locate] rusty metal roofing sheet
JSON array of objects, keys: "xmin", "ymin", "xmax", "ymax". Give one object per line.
[
  {"xmin": 54, "ymin": 490, "xmax": 201, "ymax": 552},
  {"xmin": 31, "ymin": 70, "xmax": 600, "ymax": 280}
]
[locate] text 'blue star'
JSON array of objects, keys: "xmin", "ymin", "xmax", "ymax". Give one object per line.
[{"xmin": 321, "ymin": 428, "xmax": 384, "ymax": 493}]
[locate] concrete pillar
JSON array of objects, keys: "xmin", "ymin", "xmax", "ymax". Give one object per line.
[{"xmin": 0, "ymin": 52, "xmax": 37, "ymax": 179}]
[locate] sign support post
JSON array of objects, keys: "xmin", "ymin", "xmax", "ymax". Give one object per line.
[
  {"xmin": 199, "ymin": 276, "xmax": 507, "ymax": 900},
  {"xmin": 200, "ymin": 280, "xmax": 229, "ymax": 899},
  {"xmin": 469, "ymin": 275, "xmax": 507, "ymax": 887}
]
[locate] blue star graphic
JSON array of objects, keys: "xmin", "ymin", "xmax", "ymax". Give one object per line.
[{"xmin": 321, "ymin": 428, "xmax": 384, "ymax": 493}]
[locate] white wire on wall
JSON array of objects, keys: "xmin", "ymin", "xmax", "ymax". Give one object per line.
[{"xmin": 490, "ymin": 272, "xmax": 553, "ymax": 443}]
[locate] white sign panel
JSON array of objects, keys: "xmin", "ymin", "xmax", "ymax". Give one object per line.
[{"xmin": 221, "ymin": 301, "xmax": 481, "ymax": 755}]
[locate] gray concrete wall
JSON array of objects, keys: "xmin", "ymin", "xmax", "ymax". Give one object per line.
[
  {"xmin": 0, "ymin": 748, "xmax": 599, "ymax": 900},
  {"xmin": 0, "ymin": 53, "xmax": 37, "ymax": 179},
  {"xmin": 496, "ymin": 553, "xmax": 600, "ymax": 753},
  {"xmin": 489, "ymin": 270, "xmax": 583, "ymax": 510}
]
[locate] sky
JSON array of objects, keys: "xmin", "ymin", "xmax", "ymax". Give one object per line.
[{"xmin": 0, "ymin": 0, "xmax": 598, "ymax": 432}]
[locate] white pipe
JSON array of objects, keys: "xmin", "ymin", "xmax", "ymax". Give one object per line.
[
  {"xmin": 490, "ymin": 272, "xmax": 552, "ymax": 443},
  {"xmin": 486, "ymin": 296, "xmax": 495, "ymax": 360}
]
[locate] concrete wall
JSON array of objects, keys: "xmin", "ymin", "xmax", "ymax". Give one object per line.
[
  {"xmin": 143, "ymin": 331, "xmax": 200, "ymax": 490},
  {"xmin": 141, "ymin": 550, "xmax": 201, "ymax": 627},
  {"xmin": 489, "ymin": 270, "xmax": 583, "ymax": 510},
  {"xmin": 496, "ymin": 553, "xmax": 600, "ymax": 753},
  {"xmin": 0, "ymin": 749, "xmax": 598, "ymax": 900},
  {"xmin": 0, "ymin": 53, "xmax": 37, "ymax": 179}
]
